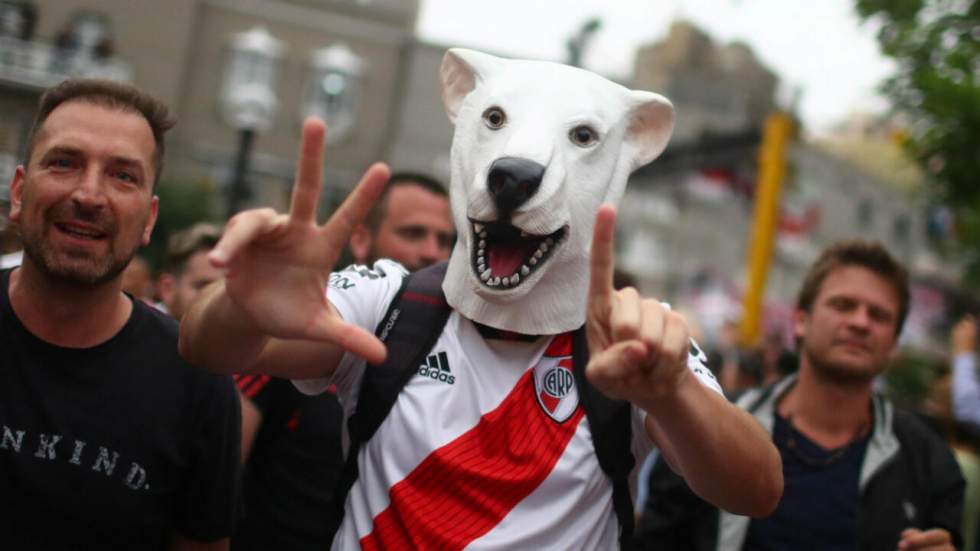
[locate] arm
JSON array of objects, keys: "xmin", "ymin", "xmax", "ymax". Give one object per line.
[
  {"xmin": 172, "ymin": 375, "xmax": 241, "ymax": 546},
  {"xmin": 239, "ymin": 392, "xmax": 262, "ymax": 461},
  {"xmin": 585, "ymin": 206, "xmax": 782, "ymax": 518},
  {"xmin": 951, "ymin": 316, "xmax": 980, "ymax": 428},
  {"xmin": 179, "ymin": 118, "xmax": 389, "ymax": 379},
  {"xmin": 896, "ymin": 427, "xmax": 965, "ymax": 551},
  {"xmin": 641, "ymin": 375, "xmax": 781, "ymax": 516}
]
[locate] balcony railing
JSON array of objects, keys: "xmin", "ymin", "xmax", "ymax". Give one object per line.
[{"xmin": 0, "ymin": 36, "xmax": 131, "ymax": 89}]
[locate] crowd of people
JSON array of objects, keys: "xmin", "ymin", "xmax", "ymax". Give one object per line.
[{"xmin": 0, "ymin": 76, "xmax": 975, "ymax": 550}]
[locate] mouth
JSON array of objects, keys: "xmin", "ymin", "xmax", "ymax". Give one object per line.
[
  {"xmin": 835, "ymin": 340, "xmax": 871, "ymax": 353},
  {"xmin": 470, "ymin": 220, "xmax": 567, "ymax": 290},
  {"xmin": 54, "ymin": 222, "xmax": 108, "ymax": 242}
]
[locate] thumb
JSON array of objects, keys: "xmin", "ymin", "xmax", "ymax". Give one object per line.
[{"xmin": 313, "ymin": 314, "xmax": 388, "ymax": 365}]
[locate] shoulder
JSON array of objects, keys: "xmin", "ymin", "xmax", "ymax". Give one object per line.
[
  {"xmin": 887, "ymin": 403, "xmax": 961, "ymax": 475},
  {"xmin": 129, "ymin": 299, "xmax": 238, "ymax": 400},
  {"xmin": 329, "ymin": 260, "xmax": 408, "ymax": 290},
  {"xmin": 891, "ymin": 405, "xmax": 948, "ymax": 449},
  {"xmin": 131, "ymin": 298, "xmax": 179, "ymax": 337}
]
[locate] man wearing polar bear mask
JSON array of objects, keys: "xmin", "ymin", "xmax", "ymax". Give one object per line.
[{"xmin": 181, "ymin": 48, "xmax": 782, "ymax": 550}]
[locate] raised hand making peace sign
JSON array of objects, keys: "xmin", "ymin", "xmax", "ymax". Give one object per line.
[{"xmin": 184, "ymin": 118, "xmax": 389, "ymax": 368}]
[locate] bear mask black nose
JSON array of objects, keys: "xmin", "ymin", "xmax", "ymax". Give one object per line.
[{"xmin": 487, "ymin": 157, "xmax": 545, "ymax": 216}]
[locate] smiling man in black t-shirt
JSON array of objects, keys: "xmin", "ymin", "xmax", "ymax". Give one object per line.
[{"xmin": 1, "ymin": 78, "xmax": 240, "ymax": 549}]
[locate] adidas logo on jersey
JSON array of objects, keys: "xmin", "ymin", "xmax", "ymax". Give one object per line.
[{"xmin": 418, "ymin": 351, "xmax": 455, "ymax": 385}]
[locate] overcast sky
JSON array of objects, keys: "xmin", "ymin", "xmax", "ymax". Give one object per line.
[{"xmin": 416, "ymin": 0, "xmax": 896, "ymax": 135}]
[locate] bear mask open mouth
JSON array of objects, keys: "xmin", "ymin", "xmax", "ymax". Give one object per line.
[{"xmin": 470, "ymin": 220, "xmax": 567, "ymax": 289}]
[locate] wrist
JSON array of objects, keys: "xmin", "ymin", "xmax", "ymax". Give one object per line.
[{"xmin": 638, "ymin": 367, "xmax": 695, "ymax": 416}]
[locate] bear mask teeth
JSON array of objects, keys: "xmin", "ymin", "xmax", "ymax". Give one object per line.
[{"xmin": 470, "ymin": 221, "xmax": 566, "ymax": 289}]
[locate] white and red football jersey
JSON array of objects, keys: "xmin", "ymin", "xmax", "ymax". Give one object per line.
[{"xmin": 295, "ymin": 261, "xmax": 722, "ymax": 551}]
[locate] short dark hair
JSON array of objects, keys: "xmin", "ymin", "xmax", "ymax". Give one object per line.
[
  {"xmin": 365, "ymin": 172, "xmax": 448, "ymax": 232},
  {"xmin": 796, "ymin": 239, "xmax": 910, "ymax": 335},
  {"xmin": 162, "ymin": 223, "xmax": 221, "ymax": 275},
  {"xmin": 24, "ymin": 79, "xmax": 176, "ymax": 186}
]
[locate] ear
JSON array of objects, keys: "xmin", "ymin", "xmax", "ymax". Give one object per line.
[
  {"xmin": 9, "ymin": 165, "xmax": 25, "ymax": 223},
  {"xmin": 626, "ymin": 91, "xmax": 675, "ymax": 169},
  {"xmin": 440, "ymin": 48, "xmax": 500, "ymax": 124},
  {"xmin": 158, "ymin": 273, "xmax": 176, "ymax": 310},
  {"xmin": 141, "ymin": 195, "xmax": 159, "ymax": 246},
  {"xmin": 793, "ymin": 308, "xmax": 808, "ymax": 342},
  {"xmin": 349, "ymin": 223, "xmax": 372, "ymax": 264}
]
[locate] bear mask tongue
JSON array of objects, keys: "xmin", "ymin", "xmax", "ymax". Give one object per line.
[
  {"xmin": 483, "ymin": 223, "xmax": 544, "ymax": 277},
  {"xmin": 487, "ymin": 241, "xmax": 534, "ymax": 276}
]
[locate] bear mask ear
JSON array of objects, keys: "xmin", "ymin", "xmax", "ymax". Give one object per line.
[
  {"xmin": 626, "ymin": 91, "xmax": 675, "ymax": 169},
  {"xmin": 440, "ymin": 48, "xmax": 501, "ymax": 125}
]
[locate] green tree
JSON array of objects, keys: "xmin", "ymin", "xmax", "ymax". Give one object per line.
[
  {"xmin": 145, "ymin": 178, "xmax": 220, "ymax": 269},
  {"xmin": 856, "ymin": 0, "xmax": 980, "ymax": 283}
]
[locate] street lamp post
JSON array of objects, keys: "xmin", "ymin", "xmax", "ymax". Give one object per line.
[
  {"xmin": 220, "ymin": 27, "xmax": 283, "ymax": 219},
  {"xmin": 305, "ymin": 43, "xmax": 365, "ymax": 145}
]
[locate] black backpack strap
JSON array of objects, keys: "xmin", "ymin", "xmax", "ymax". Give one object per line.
[
  {"xmin": 327, "ymin": 261, "xmax": 452, "ymax": 540},
  {"xmin": 571, "ymin": 327, "xmax": 636, "ymax": 550}
]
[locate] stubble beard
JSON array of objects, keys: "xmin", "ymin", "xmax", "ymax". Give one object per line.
[
  {"xmin": 803, "ymin": 343, "xmax": 883, "ymax": 388},
  {"xmin": 20, "ymin": 202, "xmax": 141, "ymax": 288}
]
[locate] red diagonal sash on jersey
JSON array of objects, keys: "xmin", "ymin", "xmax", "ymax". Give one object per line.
[{"xmin": 361, "ymin": 334, "xmax": 583, "ymax": 551}]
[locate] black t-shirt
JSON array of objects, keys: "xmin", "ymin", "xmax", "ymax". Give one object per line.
[
  {"xmin": 232, "ymin": 376, "xmax": 344, "ymax": 550},
  {"xmin": 0, "ymin": 268, "xmax": 241, "ymax": 549},
  {"xmin": 744, "ymin": 412, "xmax": 869, "ymax": 551}
]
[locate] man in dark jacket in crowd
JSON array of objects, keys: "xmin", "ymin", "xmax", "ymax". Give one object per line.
[{"xmin": 636, "ymin": 239, "xmax": 964, "ymax": 551}]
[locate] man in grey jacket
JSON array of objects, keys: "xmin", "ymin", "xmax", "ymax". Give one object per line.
[{"xmin": 636, "ymin": 239, "xmax": 963, "ymax": 551}]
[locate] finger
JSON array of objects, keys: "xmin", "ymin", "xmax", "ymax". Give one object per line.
[
  {"xmin": 898, "ymin": 528, "xmax": 951, "ymax": 550},
  {"xmin": 588, "ymin": 205, "xmax": 617, "ymax": 312},
  {"xmin": 586, "ymin": 340, "xmax": 648, "ymax": 390},
  {"xmin": 658, "ymin": 310, "xmax": 690, "ymax": 369},
  {"xmin": 320, "ymin": 162, "xmax": 391, "ymax": 259},
  {"xmin": 210, "ymin": 209, "xmax": 281, "ymax": 267},
  {"xmin": 288, "ymin": 117, "xmax": 328, "ymax": 224},
  {"xmin": 638, "ymin": 300, "xmax": 668, "ymax": 365},
  {"xmin": 610, "ymin": 287, "xmax": 642, "ymax": 343},
  {"xmin": 314, "ymin": 314, "xmax": 387, "ymax": 366}
]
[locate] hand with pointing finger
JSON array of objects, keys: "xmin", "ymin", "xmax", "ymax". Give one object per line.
[
  {"xmin": 208, "ymin": 118, "xmax": 389, "ymax": 365},
  {"xmin": 584, "ymin": 204, "xmax": 692, "ymax": 406}
]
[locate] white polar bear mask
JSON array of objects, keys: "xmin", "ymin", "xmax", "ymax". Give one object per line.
[{"xmin": 440, "ymin": 48, "xmax": 674, "ymax": 335}]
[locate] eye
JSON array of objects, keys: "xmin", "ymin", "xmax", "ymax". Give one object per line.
[
  {"xmin": 482, "ymin": 107, "xmax": 507, "ymax": 129},
  {"xmin": 569, "ymin": 125, "xmax": 599, "ymax": 147},
  {"xmin": 48, "ymin": 157, "xmax": 76, "ymax": 170},
  {"xmin": 114, "ymin": 171, "xmax": 137, "ymax": 183}
]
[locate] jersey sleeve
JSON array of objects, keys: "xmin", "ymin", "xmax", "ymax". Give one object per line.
[
  {"xmin": 686, "ymin": 338, "xmax": 722, "ymax": 395},
  {"xmin": 292, "ymin": 260, "xmax": 408, "ymax": 396},
  {"xmin": 175, "ymin": 373, "xmax": 242, "ymax": 541}
]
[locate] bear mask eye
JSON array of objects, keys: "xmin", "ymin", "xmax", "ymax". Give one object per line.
[
  {"xmin": 482, "ymin": 107, "xmax": 507, "ymax": 129},
  {"xmin": 569, "ymin": 125, "xmax": 598, "ymax": 147}
]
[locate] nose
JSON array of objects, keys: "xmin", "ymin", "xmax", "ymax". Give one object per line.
[
  {"xmin": 847, "ymin": 307, "xmax": 873, "ymax": 332},
  {"xmin": 72, "ymin": 167, "xmax": 107, "ymax": 210},
  {"xmin": 487, "ymin": 157, "xmax": 544, "ymax": 216},
  {"xmin": 419, "ymin": 234, "xmax": 443, "ymax": 264}
]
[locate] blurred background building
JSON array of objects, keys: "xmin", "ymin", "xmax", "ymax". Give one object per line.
[{"xmin": 0, "ymin": 0, "xmax": 969, "ymax": 353}]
